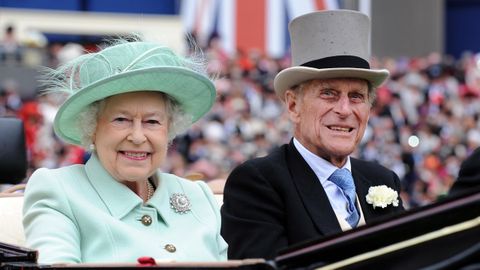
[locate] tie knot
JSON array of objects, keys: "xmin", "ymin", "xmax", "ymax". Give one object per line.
[{"xmin": 328, "ymin": 168, "xmax": 354, "ymax": 192}]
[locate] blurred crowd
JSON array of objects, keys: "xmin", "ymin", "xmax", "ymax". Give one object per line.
[{"xmin": 2, "ymin": 27, "xmax": 480, "ymax": 209}]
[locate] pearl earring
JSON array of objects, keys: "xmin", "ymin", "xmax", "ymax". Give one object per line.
[{"xmin": 89, "ymin": 144, "xmax": 95, "ymax": 151}]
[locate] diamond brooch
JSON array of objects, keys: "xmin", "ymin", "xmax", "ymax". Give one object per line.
[{"xmin": 170, "ymin": 193, "xmax": 191, "ymax": 214}]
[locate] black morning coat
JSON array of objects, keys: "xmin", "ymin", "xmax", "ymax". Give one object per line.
[{"xmin": 221, "ymin": 139, "xmax": 405, "ymax": 259}]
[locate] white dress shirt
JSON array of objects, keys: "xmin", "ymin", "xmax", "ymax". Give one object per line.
[{"xmin": 293, "ymin": 138, "xmax": 353, "ymax": 221}]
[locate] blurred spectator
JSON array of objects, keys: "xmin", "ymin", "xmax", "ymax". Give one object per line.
[
  {"xmin": 0, "ymin": 25, "xmax": 23, "ymax": 64},
  {"xmin": 22, "ymin": 28, "xmax": 48, "ymax": 67},
  {"xmin": 56, "ymin": 43, "xmax": 84, "ymax": 64}
]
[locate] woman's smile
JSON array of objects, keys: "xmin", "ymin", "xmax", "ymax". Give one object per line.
[{"xmin": 120, "ymin": 151, "xmax": 150, "ymax": 161}]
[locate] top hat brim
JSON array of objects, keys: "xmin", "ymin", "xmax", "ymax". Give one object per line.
[
  {"xmin": 54, "ymin": 66, "xmax": 215, "ymax": 146},
  {"xmin": 274, "ymin": 66, "xmax": 389, "ymax": 101}
]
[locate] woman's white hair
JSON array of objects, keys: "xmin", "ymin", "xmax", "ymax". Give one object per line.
[{"xmin": 77, "ymin": 92, "xmax": 191, "ymax": 149}]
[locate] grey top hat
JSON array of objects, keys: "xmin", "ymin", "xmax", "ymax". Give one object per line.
[{"xmin": 274, "ymin": 10, "xmax": 389, "ymax": 100}]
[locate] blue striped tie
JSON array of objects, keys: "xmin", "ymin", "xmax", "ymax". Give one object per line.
[{"xmin": 328, "ymin": 168, "xmax": 360, "ymax": 228}]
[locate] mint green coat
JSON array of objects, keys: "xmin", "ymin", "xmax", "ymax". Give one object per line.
[{"xmin": 23, "ymin": 154, "xmax": 227, "ymax": 264}]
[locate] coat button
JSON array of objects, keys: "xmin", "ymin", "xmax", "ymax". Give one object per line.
[
  {"xmin": 164, "ymin": 244, "xmax": 176, "ymax": 253},
  {"xmin": 140, "ymin": 215, "xmax": 152, "ymax": 226}
]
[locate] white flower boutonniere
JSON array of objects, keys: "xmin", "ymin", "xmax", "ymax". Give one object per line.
[{"xmin": 366, "ymin": 185, "xmax": 399, "ymax": 209}]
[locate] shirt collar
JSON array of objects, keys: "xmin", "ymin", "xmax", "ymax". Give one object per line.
[{"xmin": 293, "ymin": 137, "xmax": 352, "ymax": 183}]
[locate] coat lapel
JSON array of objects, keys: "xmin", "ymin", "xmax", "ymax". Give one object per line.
[
  {"xmin": 85, "ymin": 154, "xmax": 143, "ymax": 219},
  {"xmin": 351, "ymin": 159, "xmax": 376, "ymax": 222},
  {"xmin": 285, "ymin": 141, "xmax": 343, "ymax": 236}
]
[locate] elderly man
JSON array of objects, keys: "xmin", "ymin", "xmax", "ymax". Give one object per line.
[{"xmin": 221, "ymin": 10, "xmax": 405, "ymax": 260}]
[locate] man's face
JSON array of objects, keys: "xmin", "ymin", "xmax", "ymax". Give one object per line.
[{"xmin": 285, "ymin": 78, "xmax": 371, "ymax": 167}]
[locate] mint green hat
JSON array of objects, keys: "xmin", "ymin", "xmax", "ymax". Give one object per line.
[{"xmin": 48, "ymin": 40, "xmax": 216, "ymax": 146}]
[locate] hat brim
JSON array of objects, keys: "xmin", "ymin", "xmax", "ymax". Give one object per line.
[
  {"xmin": 274, "ymin": 66, "xmax": 389, "ymax": 100},
  {"xmin": 54, "ymin": 67, "xmax": 215, "ymax": 146}
]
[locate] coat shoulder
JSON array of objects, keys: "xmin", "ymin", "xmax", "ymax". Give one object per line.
[
  {"xmin": 351, "ymin": 158, "xmax": 395, "ymax": 176},
  {"xmin": 25, "ymin": 165, "xmax": 86, "ymax": 194}
]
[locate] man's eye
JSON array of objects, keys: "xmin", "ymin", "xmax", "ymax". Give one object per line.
[
  {"xmin": 320, "ymin": 89, "xmax": 336, "ymax": 97},
  {"xmin": 324, "ymin": 90, "xmax": 334, "ymax": 95},
  {"xmin": 350, "ymin": 93, "xmax": 366, "ymax": 101}
]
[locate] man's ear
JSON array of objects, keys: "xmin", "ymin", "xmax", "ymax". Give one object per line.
[{"xmin": 284, "ymin": 89, "xmax": 301, "ymax": 123}]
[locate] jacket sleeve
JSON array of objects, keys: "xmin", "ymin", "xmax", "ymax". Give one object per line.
[
  {"xmin": 23, "ymin": 168, "xmax": 82, "ymax": 264},
  {"xmin": 221, "ymin": 161, "xmax": 287, "ymax": 260}
]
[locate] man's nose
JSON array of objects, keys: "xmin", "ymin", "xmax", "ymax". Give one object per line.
[{"xmin": 333, "ymin": 95, "xmax": 352, "ymax": 116}]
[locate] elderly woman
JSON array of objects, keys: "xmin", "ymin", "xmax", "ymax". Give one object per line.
[{"xmin": 22, "ymin": 38, "xmax": 227, "ymax": 264}]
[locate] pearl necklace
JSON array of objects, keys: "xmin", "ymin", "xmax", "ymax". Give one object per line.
[{"xmin": 146, "ymin": 179, "xmax": 155, "ymax": 201}]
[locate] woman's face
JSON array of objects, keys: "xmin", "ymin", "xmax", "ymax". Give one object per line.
[{"xmin": 93, "ymin": 91, "xmax": 169, "ymax": 183}]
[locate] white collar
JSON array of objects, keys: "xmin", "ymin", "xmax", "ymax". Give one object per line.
[{"xmin": 292, "ymin": 137, "xmax": 352, "ymax": 184}]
